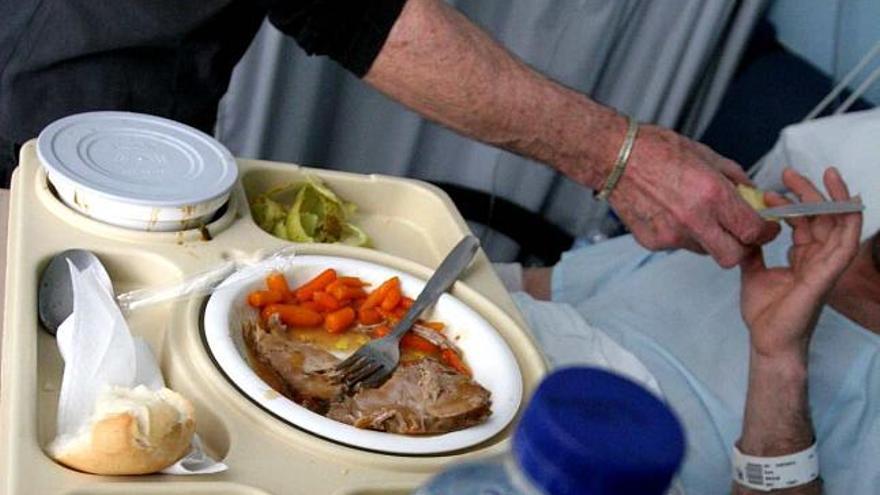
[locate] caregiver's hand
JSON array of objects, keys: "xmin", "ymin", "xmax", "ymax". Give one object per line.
[{"xmin": 607, "ymin": 124, "xmax": 779, "ymax": 268}]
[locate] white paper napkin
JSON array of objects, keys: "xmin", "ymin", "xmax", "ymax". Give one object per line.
[{"xmin": 50, "ymin": 260, "xmax": 227, "ymax": 475}]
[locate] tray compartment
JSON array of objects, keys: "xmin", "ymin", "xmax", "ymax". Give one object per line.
[
  {"xmin": 36, "ymin": 167, "xmax": 241, "ymax": 243},
  {"xmin": 35, "ymin": 248, "xmax": 230, "ymax": 462},
  {"xmin": 241, "ymin": 164, "xmax": 466, "ymax": 267}
]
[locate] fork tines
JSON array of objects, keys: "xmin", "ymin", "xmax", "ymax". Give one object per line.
[{"xmin": 333, "ymin": 353, "xmax": 382, "ymax": 388}]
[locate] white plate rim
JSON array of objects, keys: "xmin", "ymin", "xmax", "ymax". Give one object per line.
[{"xmin": 203, "ymin": 254, "xmax": 523, "ymax": 455}]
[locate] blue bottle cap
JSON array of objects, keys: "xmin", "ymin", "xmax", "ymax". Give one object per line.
[{"xmin": 513, "ymin": 367, "xmax": 685, "ymax": 495}]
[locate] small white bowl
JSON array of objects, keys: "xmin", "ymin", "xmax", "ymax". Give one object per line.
[
  {"xmin": 203, "ymin": 255, "xmax": 523, "ymax": 455},
  {"xmin": 38, "ymin": 112, "xmax": 237, "ymax": 231}
]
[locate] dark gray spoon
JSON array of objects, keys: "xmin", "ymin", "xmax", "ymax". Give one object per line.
[{"xmin": 37, "ymin": 249, "xmax": 112, "ymax": 335}]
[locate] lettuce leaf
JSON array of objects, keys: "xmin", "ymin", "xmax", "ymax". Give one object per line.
[{"xmin": 250, "ymin": 175, "xmax": 370, "ymax": 247}]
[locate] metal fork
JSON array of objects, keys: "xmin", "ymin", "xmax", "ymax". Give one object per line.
[{"xmin": 333, "ymin": 235, "xmax": 480, "ymax": 389}]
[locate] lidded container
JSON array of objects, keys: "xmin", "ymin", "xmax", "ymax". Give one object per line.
[
  {"xmin": 416, "ymin": 367, "xmax": 686, "ymax": 495},
  {"xmin": 37, "ymin": 111, "xmax": 238, "ymax": 231}
]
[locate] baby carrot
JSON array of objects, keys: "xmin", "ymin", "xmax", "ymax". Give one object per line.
[
  {"xmin": 337, "ymin": 276, "xmax": 367, "ymax": 287},
  {"xmin": 329, "ymin": 283, "xmax": 367, "ymax": 302},
  {"xmin": 441, "ymin": 349, "xmax": 471, "ymax": 376},
  {"xmin": 371, "ymin": 325, "xmax": 391, "ymax": 338},
  {"xmin": 247, "ymin": 291, "xmax": 260, "ymax": 308},
  {"xmin": 266, "ymin": 272, "xmax": 292, "ymax": 298},
  {"xmin": 264, "ymin": 304, "xmax": 323, "ymax": 328},
  {"xmin": 419, "ymin": 321, "xmax": 445, "ymax": 332},
  {"xmin": 300, "ymin": 301, "xmax": 324, "ymax": 314},
  {"xmin": 325, "ymin": 307, "xmax": 356, "ymax": 334},
  {"xmin": 380, "ymin": 284, "xmax": 402, "ymax": 311},
  {"xmin": 400, "ymin": 333, "xmax": 439, "ymax": 354},
  {"xmin": 294, "ymin": 269, "xmax": 337, "ymax": 302},
  {"xmin": 247, "ymin": 289, "xmax": 284, "ymax": 308},
  {"xmin": 400, "ymin": 297, "xmax": 414, "ymax": 309},
  {"xmin": 325, "ymin": 280, "xmax": 344, "ymax": 292},
  {"xmin": 358, "ymin": 307, "xmax": 384, "ymax": 325},
  {"xmin": 350, "ymin": 287, "xmax": 368, "ymax": 299},
  {"xmin": 362, "ymin": 277, "xmax": 400, "ymax": 310},
  {"xmin": 377, "ymin": 307, "xmax": 398, "ymax": 323},
  {"xmin": 313, "ymin": 291, "xmax": 341, "ymax": 312}
]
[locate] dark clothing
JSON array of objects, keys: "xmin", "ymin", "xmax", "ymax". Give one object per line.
[
  {"xmin": 0, "ymin": 0, "xmax": 406, "ymax": 184},
  {"xmin": 0, "ymin": 137, "xmax": 18, "ymax": 187}
]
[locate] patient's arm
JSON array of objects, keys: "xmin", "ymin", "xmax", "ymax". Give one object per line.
[
  {"xmin": 735, "ymin": 168, "xmax": 862, "ymax": 494},
  {"xmin": 736, "ymin": 352, "xmax": 818, "ymax": 494},
  {"xmin": 523, "ymin": 267, "xmax": 552, "ymax": 301}
]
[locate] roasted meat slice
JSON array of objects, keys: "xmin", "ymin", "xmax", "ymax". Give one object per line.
[
  {"xmin": 243, "ymin": 317, "xmax": 343, "ymax": 413},
  {"xmin": 326, "ymin": 358, "xmax": 491, "ymax": 434}
]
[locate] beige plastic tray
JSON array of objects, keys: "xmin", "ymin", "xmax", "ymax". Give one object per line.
[{"xmin": 0, "ymin": 140, "xmax": 547, "ymax": 495}]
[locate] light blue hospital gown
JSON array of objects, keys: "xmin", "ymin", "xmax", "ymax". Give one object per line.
[{"xmin": 512, "ymin": 231, "xmax": 880, "ymax": 494}]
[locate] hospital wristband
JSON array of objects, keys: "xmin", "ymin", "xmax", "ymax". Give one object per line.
[
  {"xmin": 596, "ymin": 116, "xmax": 638, "ymax": 201},
  {"xmin": 732, "ymin": 443, "xmax": 819, "ymax": 492}
]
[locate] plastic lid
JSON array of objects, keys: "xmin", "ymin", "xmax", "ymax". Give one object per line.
[
  {"xmin": 37, "ymin": 111, "xmax": 238, "ymax": 206},
  {"xmin": 513, "ymin": 367, "xmax": 685, "ymax": 495}
]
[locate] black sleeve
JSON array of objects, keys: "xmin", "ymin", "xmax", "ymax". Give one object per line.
[{"xmin": 268, "ymin": 0, "xmax": 408, "ymax": 77}]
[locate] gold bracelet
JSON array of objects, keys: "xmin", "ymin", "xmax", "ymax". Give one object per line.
[{"xmin": 596, "ymin": 116, "xmax": 639, "ymax": 201}]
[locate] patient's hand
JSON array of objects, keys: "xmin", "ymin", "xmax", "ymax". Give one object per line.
[
  {"xmin": 734, "ymin": 168, "xmax": 860, "ymax": 494},
  {"xmin": 739, "ymin": 167, "xmax": 862, "ymax": 360},
  {"xmin": 523, "ymin": 267, "xmax": 552, "ymax": 301}
]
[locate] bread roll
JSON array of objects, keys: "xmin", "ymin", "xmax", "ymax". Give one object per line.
[{"xmin": 49, "ymin": 385, "xmax": 196, "ymax": 475}]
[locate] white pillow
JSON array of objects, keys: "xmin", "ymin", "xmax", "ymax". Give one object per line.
[{"xmin": 752, "ymin": 108, "xmax": 880, "ymax": 241}]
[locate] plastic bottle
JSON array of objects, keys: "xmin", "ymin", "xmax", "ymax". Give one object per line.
[{"xmin": 415, "ymin": 367, "xmax": 685, "ymax": 495}]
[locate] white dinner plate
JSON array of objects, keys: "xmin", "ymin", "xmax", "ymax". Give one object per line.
[{"xmin": 203, "ymin": 255, "xmax": 523, "ymax": 454}]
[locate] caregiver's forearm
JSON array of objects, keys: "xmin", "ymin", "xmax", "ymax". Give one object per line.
[
  {"xmin": 734, "ymin": 351, "xmax": 821, "ymax": 494},
  {"xmin": 366, "ymin": 0, "xmax": 776, "ymax": 267},
  {"xmin": 364, "ymin": 0, "xmax": 624, "ymax": 189}
]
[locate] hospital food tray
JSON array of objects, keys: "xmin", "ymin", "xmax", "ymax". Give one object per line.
[{"xmin": 0, "ymin": 141, "xmax": 547, "ymax": 495}]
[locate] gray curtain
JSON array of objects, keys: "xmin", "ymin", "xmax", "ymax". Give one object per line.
[{"xmin": 217, "ymin": 0, "xmax": 768, "ymax": 260}]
